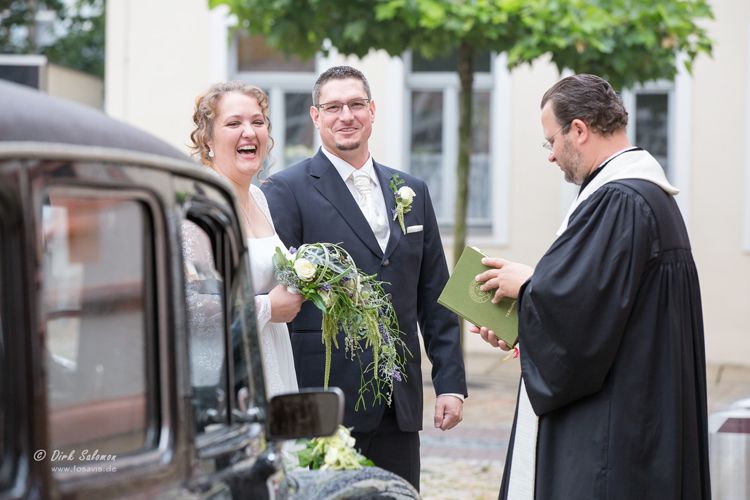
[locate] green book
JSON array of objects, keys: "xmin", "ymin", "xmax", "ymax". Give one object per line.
[{"xmin": 438, "ymin": 246, "xmax": 519, "ymax": 347}]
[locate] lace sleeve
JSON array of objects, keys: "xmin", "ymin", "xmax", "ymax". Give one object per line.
[
  {"xmin": 255, "ymin": 294, "xmax": 272, "ymax": 332},
  {"xmin": 249, "ymin": 185, "xmax": 280, "ymax": 329},
  {"xmin": 181, "ymin": 220, "xmax": 225, "ymax": 387},
  {"xmin": 182, "ymin": 221, "xmax": 217, "ymax": 280}
]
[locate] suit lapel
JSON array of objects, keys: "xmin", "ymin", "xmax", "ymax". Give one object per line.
[
  {"xmin": 310, "ymin": 150, "xmax": 384, "ymax": 259},
  {"xmin": 375, "ymin": 162, "xmax": 403, "ymax": 259}
]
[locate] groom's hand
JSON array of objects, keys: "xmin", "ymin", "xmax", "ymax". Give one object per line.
[{"xmin": 434, "ymin": 394, "xmax": 463, "ymax": 431}]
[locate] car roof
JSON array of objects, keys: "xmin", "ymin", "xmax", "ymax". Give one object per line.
[{"xmin": 0, "ymin": 79, "xmax": 186, "ymax": 161}]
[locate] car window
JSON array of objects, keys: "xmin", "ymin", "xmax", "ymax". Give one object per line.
[
  {"xmin": 42, "ymin": 192, "xmax": 156, "ymax": 462},
  {"xmin": 181, "ymin": 205, "xmax": 262, "ymax": 435},
  {"xmin": 181, "ymin": 219, "xmax": 229, "ymax": 433}
]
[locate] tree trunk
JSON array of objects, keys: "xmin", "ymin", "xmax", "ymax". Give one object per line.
[
  {"xmin": 454, "ymin": 41, "xmax": 474, "ymax": 355},
  {"xmin": 453, "ymin": 42, "xmax": 474, "ymax": 266}
]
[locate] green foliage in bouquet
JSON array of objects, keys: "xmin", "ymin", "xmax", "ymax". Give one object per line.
[
  {"xmin": 273, "ymin": 242, "xmax": 409, "ymax": 410},
  {"xmin": 296, "ymin": 426, "xmax": 374, "ymax": 470}
]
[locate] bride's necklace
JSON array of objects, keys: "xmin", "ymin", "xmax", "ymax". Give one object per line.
[
  {"xmin": 239, "ymin": 195, "xmax": 273, "ymax": 239},
  {"xmin": 238, "ymin": 201, "xmax": 255, "ymax": 238}
]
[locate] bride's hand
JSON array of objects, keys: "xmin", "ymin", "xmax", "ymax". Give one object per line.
[{"xmin": 269, "ymin": 284, "xmax": 304, "ymax": 322}]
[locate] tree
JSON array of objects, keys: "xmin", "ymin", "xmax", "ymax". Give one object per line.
[
  {"xmin": 43, "ymin": 0, "xmax": 104, "ymax": 77},
  {"xmin": 0, "ymin": 0, "xmax": 104, "ymax": 77},
  {"xmin": 0, "ymin": 0, "xmax": 66, "ymax": 53},
  {"xmin": 210, "ymin": 0, "xmax": 713, "ymax": 346}
]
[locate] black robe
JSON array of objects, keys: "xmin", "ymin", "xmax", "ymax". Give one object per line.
[{"xmin": 500, "ymin": 179, "xmax": 711, "ymax": 499}]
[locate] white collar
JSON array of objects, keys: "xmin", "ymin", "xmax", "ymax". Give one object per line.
[
  {"xmin": 556, "ymin": 149, "xmax": 678, "ymax": 236},
  {"xmin": 597, "ymin": 146, "xmax": 639, "ymax": 170},
  {"xmin": 321, "ymin": 147, "xmax": 377, "ymax": 184}
]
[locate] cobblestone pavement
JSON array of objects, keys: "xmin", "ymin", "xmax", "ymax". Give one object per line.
[
  {"xmin": 419, "ymin": 351, "xmax": 519, "ymax": 500},
  {"xmin": 418, "ymin": 346, "xmax": 750, "ymax": 500}
]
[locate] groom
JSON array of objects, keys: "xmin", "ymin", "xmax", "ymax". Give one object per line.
[{"xmin": 262, "ymin": 65, "xmax": 467, "ymax": 490}]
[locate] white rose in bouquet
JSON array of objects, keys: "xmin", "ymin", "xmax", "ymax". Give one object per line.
[{"xmin": 293, "ymin": 258, "xmax": 317, "ymax": 281}]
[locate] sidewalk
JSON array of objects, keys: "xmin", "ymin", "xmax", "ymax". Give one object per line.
[{"xmin": 418, "ymin": 341, "xmax": 750, "ymax": 500}]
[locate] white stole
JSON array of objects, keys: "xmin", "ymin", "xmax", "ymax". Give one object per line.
[
  {"xmin": 506, "ymin": 148, "xmax": 677, "ymax": 500},
  {"xmin": 556, "ymin": 149, "xmax": 678, "ymax": 236},
  {"xmin": 506, "ymin": 379, "xmax": 538, "ymax": 499}
]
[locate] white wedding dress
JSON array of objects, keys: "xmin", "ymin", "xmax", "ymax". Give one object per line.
[
  {"xmin": 248, "ymin": 185, "xmax": 299, "ymax": 398},
  {"xmin": 181, "ymin": 185, "xmax": 298, "ymax": 399}
]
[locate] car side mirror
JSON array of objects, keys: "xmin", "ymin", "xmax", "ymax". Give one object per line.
[{"xmin": 267, "ymin": 388, "xmax": 344, "ymax": 440}]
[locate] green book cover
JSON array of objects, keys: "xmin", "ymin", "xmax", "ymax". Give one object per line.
[{"xmin": 438, "ymin": 246, "xmax": 519, "ymax": 347}]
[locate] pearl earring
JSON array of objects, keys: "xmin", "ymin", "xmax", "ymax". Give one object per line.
[{"xmin": 208, "ymin": 149, "xmax": 214, "ymax": 158}]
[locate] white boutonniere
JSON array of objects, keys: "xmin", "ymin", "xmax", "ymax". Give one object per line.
[{"xmin": 389, "ymin": 174, "xmax": 415, "ymax": 234}]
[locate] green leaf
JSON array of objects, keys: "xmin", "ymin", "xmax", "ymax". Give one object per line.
[
  {"xmin": 272, "ymin": 247, "xmax": 289, "ymax": 270},
  {"xmin": 310, "ymin": 293, "xmax": 327, "ymax": 311}
]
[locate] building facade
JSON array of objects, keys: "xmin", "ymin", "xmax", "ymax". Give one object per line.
[{"xmin": 106, "ymin": 0, "xmax": 750, "ymax": 365}]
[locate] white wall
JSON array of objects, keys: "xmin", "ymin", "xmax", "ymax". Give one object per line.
[
  {"xmin": 105, "ymin": 0, "xmax": 227, "ymax": 154},
  {"xmin": 48, "ymin": 63, "xmax": 103, "ymax": 109},
  {"xmin": 690, "ymin": 0, "xmax": 750, "ymax": 365}
]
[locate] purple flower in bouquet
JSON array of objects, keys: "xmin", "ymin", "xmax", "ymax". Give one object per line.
[{"xmin": 378, "ymin": 323, "xmax": 389, "ymax": 343}]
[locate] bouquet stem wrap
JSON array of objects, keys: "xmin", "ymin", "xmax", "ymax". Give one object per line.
[{"xmin": 273, "ymin": 243, "xmax": 409, "ymax": 410}]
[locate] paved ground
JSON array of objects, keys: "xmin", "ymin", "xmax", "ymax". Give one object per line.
[{"xmin": 418, "ymin": 346, "xmax": 750, "ymax": 500}]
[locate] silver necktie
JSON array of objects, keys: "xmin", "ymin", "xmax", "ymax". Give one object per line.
[{"xmin": 352, "ymin": 170, "xmax": 388, "ymax": 248}]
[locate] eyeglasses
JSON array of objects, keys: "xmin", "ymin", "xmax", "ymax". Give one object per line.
[
  {"xmin": 542, "ymin": 122, "xmax": 572, "ymax": 151},
  {"xmin": 315, "ymin": 98, "xmax": 370, "ymax": 115}
]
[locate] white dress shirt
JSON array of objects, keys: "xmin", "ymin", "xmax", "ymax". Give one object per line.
[{"xmin": 321, "ymin": 147, "xmax": 390, "ymax": 252}]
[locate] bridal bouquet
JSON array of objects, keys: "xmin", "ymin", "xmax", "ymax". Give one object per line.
[
  {"xmin": 296, "ymin": 425, "xmax": 374, "ymax": 470},
  {"xmin": 273, "ymin": 243, "xmax": 409, "ymax": 409}
]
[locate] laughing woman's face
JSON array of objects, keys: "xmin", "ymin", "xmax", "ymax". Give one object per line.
[{"xmin": 208, "ymin": 91, "xmax": 269, "ymax": 183}]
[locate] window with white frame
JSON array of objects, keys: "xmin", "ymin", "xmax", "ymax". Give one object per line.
[
  {"xmin": 231, "ymin": 34, "xmax": 317, "ymax": 175},
  {"xmin": 623, "ymin": 82, "xmax": 674, "ymax": 181},
  {"xmin": 406, "ymin": 50, "xmax": 493, "ymax": 229}
]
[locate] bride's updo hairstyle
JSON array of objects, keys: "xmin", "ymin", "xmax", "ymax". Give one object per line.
[{"xmin": 190, "ymin": 81, "xmax": 274, "ymax": 167}]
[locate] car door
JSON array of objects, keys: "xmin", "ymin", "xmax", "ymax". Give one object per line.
[
  {"xmin": 174, "ymin": 173, "xmax": 277, "ymax": 498},
  {"xmin": 31, "ymin": 156, "xmax": 192, "ymax": 499},
  {"xmin": 0, "ymin": 159, "xmax": 41, "ymax": 500},
  {"xmin": 0, "ymin": 151, "xmax": 226, "ymax": 499}
]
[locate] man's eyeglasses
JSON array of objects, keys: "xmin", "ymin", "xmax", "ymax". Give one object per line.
[
  {"xmin": 542, "ymin": 122, "xmax": 572, "ymax": 151},
  {"xmin": 315, "ymin": 98, "xmax": 370, "ymax": 115}
]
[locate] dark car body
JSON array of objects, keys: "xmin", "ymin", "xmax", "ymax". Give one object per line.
[{"xmin": 0, "ymin": 80, "xmax": 344, "ymax": 499}]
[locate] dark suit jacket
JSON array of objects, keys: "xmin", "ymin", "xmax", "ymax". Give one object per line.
[{"xmin": 261, "ymin": 149, "xmax": 467, "ymax": 432}]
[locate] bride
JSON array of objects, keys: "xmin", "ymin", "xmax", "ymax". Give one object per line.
[{"xmin": 188, "ymin": 81, "xmax": 303, "ymax": 397}]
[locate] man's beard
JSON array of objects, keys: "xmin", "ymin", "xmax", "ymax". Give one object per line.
[
  {"xmin": 335, "ymin": 140, "xmax": 360, "ymax": 151},
  {"xmin": 559, "ymin": 139, "xmax": 584, "ymax": 185},
  {"xmin": 562, "ymin": 164, "xmax": 582, "ymax": 185}
]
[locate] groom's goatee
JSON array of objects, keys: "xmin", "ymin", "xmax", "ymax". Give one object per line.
[{"xmin": 335, "ymin": 142, "xmax": 360, "ymax": 151}]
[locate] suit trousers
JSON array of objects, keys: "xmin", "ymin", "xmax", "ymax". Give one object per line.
[{"xmin": 351, "ymin": 405, "xmax": 421, "ymax": 491}]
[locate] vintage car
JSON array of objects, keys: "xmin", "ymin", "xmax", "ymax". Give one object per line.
[{"xmin": 0, "ymin": 80, "xmax": 418, "ymax": 499}]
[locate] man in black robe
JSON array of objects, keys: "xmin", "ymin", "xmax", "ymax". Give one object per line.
[{"xmin": 472, "ymin": 74, "xmax": 710, "ymax": 499}]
